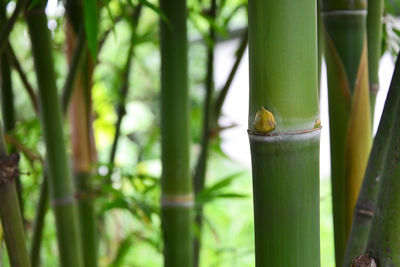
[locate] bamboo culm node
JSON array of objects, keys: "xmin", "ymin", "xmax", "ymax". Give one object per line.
[
  {"xmin": 352, "ymin": 253, "xmax": 377, "ymax": 267},
  {"xmin": 0, "ymin": 153, "xmax": 19, "ymax": 184}
]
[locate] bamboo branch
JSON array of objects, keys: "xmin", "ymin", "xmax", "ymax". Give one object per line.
[
  {"xmin": 7, "ymin": 45, "xmax": 39, "ymax": 113},
  {"xmin": 109, "ymin": 6, "xmax": 142, "ymax": 168},
  {"xmin": 0, "ymin": 0, "xmax": 26, "ymax": 56},
  {"xmin": 214, "ymin": 28, "xmax": 247, "ymax": 120}
]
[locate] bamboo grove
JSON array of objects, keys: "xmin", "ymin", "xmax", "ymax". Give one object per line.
[{"xmin": 0, "ymin": 0, "xmax": 400, "ymax": 266}]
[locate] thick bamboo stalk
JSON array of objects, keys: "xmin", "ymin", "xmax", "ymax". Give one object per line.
[
  {"xmin": 321, "ymin": 0, "xmax": 372, "ymax": 264},
  {"xmin": 160, "ymin": 0, "xmax": 192, "ymax": 266},
  {"xmin": 344, "ymin": 53, "xmax": 400, "ymax": 266},
  {"xmin": 248, "ymin": 0, "xmax": 320, "ymax": 266},
  {"xmin": 367, "ymin": 0, "xmax": 384, "ymax": 118},
  {"xmin": 364, "ymin": 76, "xmax": 400, "ymax": 265},
  {"xmin": 25, "ymin": 3, "xmax": 84, "ymax": 267},
  {"xmin": 66, "ymin": 16, "xmax": 98, "ymax": 267}
]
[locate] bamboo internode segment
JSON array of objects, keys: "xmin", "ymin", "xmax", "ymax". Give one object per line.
[{"xmin": 248, "ymin": 128, "xmax": 321, "ymax": 266}]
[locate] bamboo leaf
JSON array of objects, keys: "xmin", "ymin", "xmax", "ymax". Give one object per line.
[
  {"xmin": 83, "ymin": 0, "xmax": 98, "ymax": 59},
  {"xmin": 108, "ymin": 236, "xmax": 133, "ymax": 267},
  {"xmin": 138, "ymin": 0, "xmax": 169, "ymax": 26}
]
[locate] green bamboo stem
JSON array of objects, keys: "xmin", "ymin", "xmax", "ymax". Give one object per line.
[
  {"xmin": 0, "ymin": 7, "xmax": 30, "ymax": 262},
  {"xmin": 30, "ymin": 176, "xmax": 48, "ymax": 267},
  {"xmin": 62, "ymin": 27, "xmax": 87, "ymax": 114},
  {"xmin": 160, "ymin": 0, "xmax": 192, "ymax": 266},
  {"xmin": 248, "ymin": 0, "xmax": 320, "ymax": 266},
  {"xmin": 343, "ymin": 54, "xmax": 400, "ymax": 266},
  {"xmin": 321, "ymin": 1, "xmax": 372, "ymax": 264},
  {"xmin": 363, "ymin": 64, "xmax": 400, "ymax": 265},
  {"xmin": 0, "ymin": 132, "xmax": 30, "ymax": 267},
  {"xmin": 193, "ymin": 1, "xmax": 216, "ymax": 266},
  {"xmin": 66, "ymin": 15, "xmax": 98, "ymax": 266},
  {"xmin": 25, "ymin": 3, "xmax": 84, "ymax": 267},
  {"xmin": 367, "ymin": 0, "xmax": 384, "ymax": 119}
]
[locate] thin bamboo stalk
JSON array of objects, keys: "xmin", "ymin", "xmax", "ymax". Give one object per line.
[
  {"xmin": 248, "ymin": 0, "xmax": 320, "ymax": 265},
  {"xmin": 30, "ymin": 177, "xmax": 48, "ymax": 267},
  {"xmin": 321, "ymin": 0, "xmax": 372, "ymax": 264},
  {"xmin": 344, "ymin": 54, "xmax": 400, "ymax": 265},
  {"xmin": 193, "ymin": 1, "xmax": 216, "ymax": 266},
  {"xmin": 109, "ymin": 6, "xmax": 142, "ymax": 169},
  {"xmin": 363, "ymin": 67, "xmax": 400, "ymax": 265},
  {"xmin": 160, "ymin": 0, "xmax": 192, "ymax": 266},
  {"xmin": 367, "ymin": 0, "xmax": 384, "ymax": 118},
  {"xmin": 0, "ymin": 132, "xmax": 30, "ymax": 267},
  {"xmin": 25, "ymin": 3, "xmax": 84, "ymax": 267}
]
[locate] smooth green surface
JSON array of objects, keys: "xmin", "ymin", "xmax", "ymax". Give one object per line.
[
  {"xmin": 26, "ymin": 4, "xmax": 83, "ymax": 267},
  {"xmin": 162, "ymin": 206, "xmax": 192, "ymax": 267},
  {"xmin": 344, "ymin": 54, "xmax": 400, "ymax": 265},
  {"xmin": 75, "ymin": 172, "xmax": 97, "ymax": 267},
  {"xmin": 367, "ymin": 0, "xmax": 384, "ymax": 118},
  {"xmin": 248, "ymin": 0, "xmax": 319, "ymax": 132},
  {"xmin": 160, "ymin": 0, "xmax": 191, "ymax": 196},
  {"xmin": 249, "ymin": 132, "xmax": 321, "ymax": 266},
  {"xmin": 0, "ymin": 54, "xmax": 14, "ymax": 132},
  {"xmin": 323, "ymin": 13, "xmax": 366, "ymax": 90},
  {"xmin": 160, "ymin": 0, "xmax": 192, "ymax": 266}
]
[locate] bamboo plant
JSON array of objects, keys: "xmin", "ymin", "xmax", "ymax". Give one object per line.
[
  {"xmin": 367, "ymin": 0, "xmax": 384, "ymax": 117},
  {"xmin": 66, "ymin": 22, "xmax": 98, "ymax": 267},
  {"xmin": 0, "ymin": 127, "xmax": 31, "ymax": 267},
  {"xmin": 25, "ymin": 2, "xmax": 84, "ymax": 267},
  {"xmin": 248, "ymin": 0, "xmax": 320, "ymax": 265},
  {"xmin": 321, "ymin": 0, "xmax": 372, "ymax": 264},
  {"xmin": 0, "ymin": 4, "xmax": 30, "ymax": 266},
  {"xmin": 193, "ymin": 1, "xmax": 216, "ymax": 266},
  {"xmin": 363, "ymin": 61, "xmax": 400, "ymax": 265},
  {"xmin": 345, "ymin": 53, "xmax": 400, "ymax": 266},
  {"xmin": 160, "ymin": 0, "xmax": 193, "ymax": 266}
]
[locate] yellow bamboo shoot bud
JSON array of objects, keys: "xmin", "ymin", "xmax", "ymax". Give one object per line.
[{"xmin": 253, "ymin": 106, "xmax": 276, "ymax": 133}]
